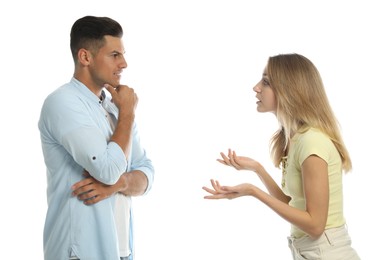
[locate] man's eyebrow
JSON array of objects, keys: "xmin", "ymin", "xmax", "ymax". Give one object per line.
[{"xmin": 111, "ymin": 50, "xmax": 126, "ymax": 55}]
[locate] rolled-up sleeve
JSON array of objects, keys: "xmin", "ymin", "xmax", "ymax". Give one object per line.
[
  {"xmin": 62, "ymin": 126, "xmax": 127, "ymax": 184},
  {"xmin": 128, "ymin": 122, "xmax": 155, "ymax": 194},
  {"xmin": 42, "ymin": 89, "xmax": 127, "ymax": 185}
]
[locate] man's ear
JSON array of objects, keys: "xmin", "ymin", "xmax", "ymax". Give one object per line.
[{"xmin": 78, "ymin": 48, "xmax": 91, "ymax": 65}]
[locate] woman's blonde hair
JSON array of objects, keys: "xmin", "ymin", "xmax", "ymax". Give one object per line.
[{"xmin": 267, "ymin": 53, "xmax": 352, "ymax": 172}]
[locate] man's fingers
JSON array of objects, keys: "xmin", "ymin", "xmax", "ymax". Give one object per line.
[
  {"xmin": 71, "ymin": 179, "xmax": 92, "ymax": 195},
  {"xmin": 76, "ymin": 189, "xmax": 95, "ymax": 200},
  {"xmin": 104, "ymin": 83, "xmax": 116, "ymax": 95}
]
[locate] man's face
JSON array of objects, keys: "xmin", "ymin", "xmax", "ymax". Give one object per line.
[{"xmin": 89, "ymin": 35, "xmax": 127, "ymax": 88}]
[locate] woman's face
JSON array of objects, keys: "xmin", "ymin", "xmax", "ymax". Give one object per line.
[{"xmin": 253, "ymin": 67, "xmax": 277, "ymax": 114}]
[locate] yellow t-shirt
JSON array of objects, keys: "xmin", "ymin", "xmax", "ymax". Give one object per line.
[{"xmin": 281, "ymin": 128, "xmax": 345, "ymax": 238}]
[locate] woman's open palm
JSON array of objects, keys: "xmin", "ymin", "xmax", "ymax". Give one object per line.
[
  {"xmin": 202, "ymin": 179, "xmax": 255, "ymax": 200},
  {"xmin": 217, "ymin": 148, "xmax": 261, "ymax": 172}
]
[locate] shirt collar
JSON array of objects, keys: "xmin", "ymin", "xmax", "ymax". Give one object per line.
[{"xmin": 71, "ymin": 77, "xmax": 102, "ymax": 105}]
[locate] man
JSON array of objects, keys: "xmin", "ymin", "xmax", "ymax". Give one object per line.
[{"xmin": 38, "ymin": 16, "xmax": 154, "ymax": 260}]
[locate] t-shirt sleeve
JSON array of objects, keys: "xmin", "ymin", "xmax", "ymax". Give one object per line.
[{"xmin": 296, "ymin": 130, "xmax": 333, "ymax": 167}]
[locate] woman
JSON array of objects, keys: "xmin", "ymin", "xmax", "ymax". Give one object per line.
[{"xmin": 202, "ymin": 53, "xmax": 360, "ymax": 259}]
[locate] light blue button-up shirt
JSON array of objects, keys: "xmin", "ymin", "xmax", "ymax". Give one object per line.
[{"xmin": 38, "ymin": 78, "xmax": 154, "ymax": 260}]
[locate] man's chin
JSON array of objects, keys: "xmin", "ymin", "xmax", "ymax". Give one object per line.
[{"xmin": 105, "ymin": 81, "xmax": 120, "ymax": 88}]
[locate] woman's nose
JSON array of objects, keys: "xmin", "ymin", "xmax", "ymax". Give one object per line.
[{"xmin": 253, "ymin": 84, "xmax": 261, "ymax": 93}]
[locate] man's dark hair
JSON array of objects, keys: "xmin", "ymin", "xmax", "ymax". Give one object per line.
[{"xmin": 70, "ymin": 16, "xmax": 123, "ymax": 62}]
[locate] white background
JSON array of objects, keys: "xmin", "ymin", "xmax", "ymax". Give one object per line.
[{"xmin": 1, "ymin": 0, "xmax": 389, "ymax": 259}]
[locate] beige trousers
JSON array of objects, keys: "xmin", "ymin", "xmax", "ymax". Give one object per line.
[{"xmin": 288, "ymin": 225, "xmax": 360, "ymax": 260}]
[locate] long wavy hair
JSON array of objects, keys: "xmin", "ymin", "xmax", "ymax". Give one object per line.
[{"xmin": 267, "ymin": 53, "xmax": 352, "ymax": 172}]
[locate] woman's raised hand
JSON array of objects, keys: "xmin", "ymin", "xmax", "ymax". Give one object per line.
[{"xmin": 217, "ymin": 148, "xmax": 261, "ymax": 173}]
